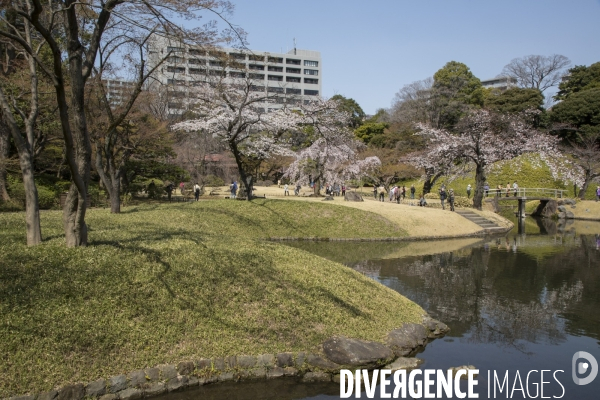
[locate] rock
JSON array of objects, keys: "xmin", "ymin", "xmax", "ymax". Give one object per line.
[
  {"xmin": 283, "ymin": 367, "xmax": 298, "ymax": 376},
  {"xmin": 98, "ymin": 395, "xmax": 118, "ymax": 400},
  {"xmin": 422, "ymin": 317, "xmax": 450, "ymax": 338},
  {"xmin": 558, "ymin": 199, "xmax": 576, "ymax": 206},
  {"xmin": 239, "ymin": 367, "xmax": 266, "ymax": 379},
  {"xmin": 195, "ymin": 358, "xmax": 211, "ymax": 370},
  {"xmin": 322, "ymin": 196, "xmax": 334, "ymax": 201},
  {"xmin": 276, "ymin": 352, "xmax": 294, "ymax": 368},
  {"xmin": 302, "ymin": 372, "xmax": 332, "ymax": 382},
  {"xmin": 166, "ymin": 376, "xmax": 188, "ymax": 392},
  {"xmin": 531, "ymin": 200, "xmax": 557, "ymax": 218},
  {"xmin": 108, "ymin": 375, "xmax": 128, "ymax": 394},
  {"xmin": 177, "ymin": 361, "xmax": 194, "ymax": 376},
  {"xmin": 142, "ymin": 383, "xmax": 166, "ymax": 397},
  {"xmin": 306, "ymin": 354, "xmax": 342, "ymax": 371},
  {"xmin": 322, "ymin": 336, "xmax": 394, "ymax": 367},
  {"xmin": 217, "ymin": 372, "xmax": 235, "ymax": 382},
  {"xmin": 225, "ymin": 356, "xmax": 237, "ymax": 369},
  {"xmin": 266, "ymin": 367, "xmax": 285, "ymax": 379},
  {"xmin": 57, "ymin": 384, "xmax": 84, "ymax": 400},
  {"xmin": 237, "ymin": 355, "xmax": 257, "ymax": 369},
  {"xmin": 386, "ymin": 323, "xmax": 428, "ymax": 357},
  {"xmin": 144, "ymin": 368, "xmax": 160, "ymax": 382},
  {"xmin": 448, "ymin": 365, "xmax": 478, "ymax": 379},
  {"xmin": 198, "ymin": 376, "xmax": 218, "ymax": 385},
  {"xmin": 158, "ymin": 364, "xmax": 177, "ymax": 381},
  {"xmin": 85, "ymin": 379, "xmax": 107, "ymax": 397},
  {"xmin": 212, "ymin": 358, "xmax": 225, "ymax": 371},
  {"xmin": 384, "ymin": 358, "xmax": 424, "ymax": 372},
  {"xmin": 571, "ymin": 205, "xmax": 576, "ymax": 209},
  {"xmin": 8, "ymin": 396, "xmax": 35, "ymax": 400},
  {"xmin": 558, "ymin": 212, "xmax": 566, "ymax": 219},
  {"xmin": 344, "ymin": 192, "xmax": 364, "ymax": 202},
  {"xmin": 566, "ymin": 211, "xmax": 575, "ymax": 219},
  {"xmin": 295, "ymin": 352, "xmax": 306, "ymax": 368},
  {"xmin": 117, "ymin": 388, "xmax": 142, "ymax": 400},
  {"xmin": 558, "ymin": 205, "xmax": 566, "ymax": 212},
  {"xmin": 257, "ymin": 354, "xmax": 275, "ymax": 368},
  {"xmin": 37, "ymin": 391, "xmax": 58, "ymax": 400},
  {"xmin": 127, "ymin": 370, "xmax": 146, "ymax": 388},
  {"xmin": 187, "ymin": 376, "xmax": 199, "ymax": 387}
]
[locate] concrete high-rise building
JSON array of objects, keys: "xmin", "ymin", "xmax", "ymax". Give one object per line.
[{"xmin": 148, "ymin": 35, "xmax": 322, "ymax": 116}]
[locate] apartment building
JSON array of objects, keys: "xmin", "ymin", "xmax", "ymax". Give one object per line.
[
  {"xmin": 481, "ymin": 76, "xmax": 517, "ymax": 91},
  {"xmin": 101, "ymin": 79, "xmax": 137, "ymax": 106},
  {"xmin": 148, "ymin": 35, "xmax": 322, "ymax": 116}
]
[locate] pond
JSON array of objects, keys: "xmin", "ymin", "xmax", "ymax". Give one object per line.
[{"xmin": 159, "ymin": 216, "xmax": 600, "ymax": 399}]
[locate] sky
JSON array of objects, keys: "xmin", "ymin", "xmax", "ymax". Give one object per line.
[{"xmin": 216, "ymin": 0, "xmax": 600, "ymax": 114}]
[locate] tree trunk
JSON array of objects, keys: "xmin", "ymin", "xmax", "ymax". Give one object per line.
[
  {"xmin": 229, "ymin": 139, "xmax": 253, "ymax": 200},
  {"xmin": 577, "ymin": 169, "xmax": 597, "ymax": 200},
  {"xmin": 0, "ymin": 119, "xmax": 11, "ymax": 201},
  {"xmin": 95, "ymin": 145, "xmax": 120, "ymax": 213},
  {"xmin": 473, "ymin": 163, "xmax": 486, "ymax": 210},
  {"xmin": 422, "ymin": 167, "xmax": 443, "ymax": 195},
  {"xmin": 110, "ymin": 178, "xmax": 120, "ymax": 213}
]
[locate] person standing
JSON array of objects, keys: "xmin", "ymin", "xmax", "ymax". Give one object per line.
[
  {"xmin": 284, "ymin": 183, "xmax": 289, "ymax": 196},
  {"xmin": 194, "ymin": 182, "xmax": 201, "ymax": 201},
  {"xmin": 505, "ymin": 182, "xmax": 511, "ymax": 197},
  {"xmin": 439, "ymin": 187, "xmax": 447, "ymax": 210},
  {"xmin": 231, "ymin": 181, "xmax": 238, "ymax": 199},
  {"xmin": 341, "ymin": 184, "xmax": 346, "ymax": 196},
  {"xmin": 402, "ymin": 185, "xmax": 406, "ymax": 201},
  {"xmin": 596, "ymin": 186, "xmax": 600, "ymax": 202},
  {"xmin": 466, "ymin": 184, "xmax": 472, "ymax": 199},
  {"xmin": 448, "ymin": 189, "xmax": 455, "ymax": 211},
  {"xmin": 295, "ymin": 183, "xmax": 301, "ymax": 196},
  {"xmin": 378, "ymin": 184, "xmax": 387, "ymax": 202},
  {"xmin": 373, "ymin": 184, "xmax": 378, "ymax": 200},
  {"xmin": 389, "ymin": 186, "xmax": 396, "ymax": 202},
  {"xmin": 410, "ymin": 184, "xmax": 415, "ymax": 199},
  {"xmin": 484, "ymin": 182, "xmax": 490, "ymax": 198},
  {"xmin": 165, "ymin": 182, "xmax": 174, "ymax": 202},
  {"xmin": 513, "ymin": 181, "xmax": 519, "ymax": 197},
  {"xmin": 179, "ymin": 181, "xmax": 185, "ymax": 195}
]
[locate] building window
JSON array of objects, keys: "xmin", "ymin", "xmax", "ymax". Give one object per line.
[
  {"xmin": 286, "ymin": 88, "xmax": 301, "ymax": 94},
  {"xmin": 189, "ymin": 68, "xmax": 205, "ymax": 75},
  {"xmin": 286, "ymin": 58, "xmax": 301, "ymax": 65},
  {"xmin": 304, "ymin": 69, "xmax": 318, "ymax": 76},
  {"xmin": 209, "ymin": 60, "xmax": 224, "ymax": 67},
  {"xmin": 304, "ymin": 78, "xmax": 318, "ymax": 84},
  {"xmin": 268, "ymin": 66, "xmax": 283, "ymax": 72},
  {"xmin": 171, "ymin": 91, "xmax": 186, "ymax": 98},
  {"xmin": 167, "ymin": 79, "xmax": 186, "ymax": 85},
  {"xmin": 287, "ymin": 98, "xmax": 301, "ymax": 105},
  {"xmin": 286, "ymin": 67, "xmax": 301, "ymax": 74},
  {"xmin": 209, "ymin": 50, "xmax": 226, "ymax": 58},
  {"xmin": 229, "ymin": 72, "xmax": 246, "ymax": 78},
  {"xmin": 167, "ymin": 46, "xmax": 184, "ymax": 53},
  {"xmin": 268, "ymin": 57, "xmax": 283, "ymax": 63},
  {"xmin": 167, "ymin": 56, "xmax": 184, "ymax": 64},
  {"xmin": 209, "ymin": 69, "xmax": 226, "ymax": 77},
  {"xmin": 267, "ymin": 87, "xmax": 284, "ymax": 93},
  {"xmin": 189, "ymin": 49, "xmax": 204, "ymax": 56},
  {"xmin": 249, "ymin": 73, "xmax": 265, "ymax": 80},
  {"xmin": 188, "ymin": 58, "xmax": 204, "ymax": 65},
  {"xmin": 167, "ymin": 66, "xmax": 185, "ymax": 73},
  {"xmin": 249, "ymin": 54, "xmax": 265, "ymax": 62},
  {"xmin": 250, "ymin": 85, "xmax": 265, "ymax": 92},
  {"xmin": 249, "ymin": 64, "xmax": 264, "ymax": 70},
  {"xmin": 304, "ymin": 89, "xmax": 319, "ymax": 96},
  {"xmin": 275, "ymin": 97, "xmax": 285, "ymax": 104},
  {"xmin": 286, "ymin": 76, "xmax": 301, "ymax": 83},
  {"xmin": 268, "ymin": 75, "xmax": 283, "ymax": 81},
  {"xmin": 304, "ymin": 60, "xmax": 318, "ymax": 67},
  {"xmin": 230, "ymin": 53, "xmax": 246, "ymax": 60}
]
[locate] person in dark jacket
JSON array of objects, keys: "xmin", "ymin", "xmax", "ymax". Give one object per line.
[
  {"xmin": 439, "ymin": 187, "xmax": 447, "ymax": 210},
  {"xmin": 448, "ymin": 189, "xmax": 455, "ymax": 212}
]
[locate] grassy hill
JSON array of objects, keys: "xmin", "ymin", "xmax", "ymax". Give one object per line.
[{"xmin": 0, "ymin": 200, "xmax": 421, "ymax": 397}]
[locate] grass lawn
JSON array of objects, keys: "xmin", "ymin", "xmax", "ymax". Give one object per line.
[{"xmin": 0, "ymin": 200, "xmax": 422, "ymax": 397}]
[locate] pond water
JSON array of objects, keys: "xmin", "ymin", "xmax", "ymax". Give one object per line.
[{"xmin": 159, "ymin": 216, "xmax": 600, "ymax": 399}]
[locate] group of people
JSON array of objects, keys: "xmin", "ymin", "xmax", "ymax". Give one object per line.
[
  {"xmin": 480, "ymin": 181, "xmax": 520, "ymax": 197},
  {"xmin": 438, "ymin": 186, "xmax": 455, "ymax": 211},
  {"xmin": 374, "ymin": 184, "xmax": 416, "ymax": 203},
  {"xmin": 325, "ymin": 183, "xmax": 346, "ymax": 197},
  {"xmin": 283, "ymin": 183, "xmax": 302, "ymax": 196}
]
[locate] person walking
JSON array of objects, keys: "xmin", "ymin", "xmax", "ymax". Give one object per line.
[
  {"xmin": 390, "ymin": 186, "xmax": 396, "ymax": 202},
  {"xmin": 505, "ymin": 182, "xmax": 511, "ymax": 197},
  {"xmin": 341, "ymin": 184, "xmax": 346, "ymax": 196},
  {"xmin": 179, "ymin": 181, "xmax": 185, "ymax": 195},
  {"xmin": 466, "ymin": 184, "xmax": 472, "ymax": 199},
  {"xmin": 513, "ymin": 181, "xmax": 519, "ymax": 197},
  {"xmin": 295, "ymin": 183, "xmax": 301, "ymax": 196},
  {"xmin": 410, "ymin": 184, "xmax": 415, "ymax": 199},
  {"xmin": 165, "ymin": 182, "xmax": 174, "ymax": 202},
  {"xmin": 373, "ymin": 184, "xmax": 378, "ymax": 200},
  {"xmin": 194, "ymin": 182, "xmax": 201, "ymax": 201},
  {"xmin": 402, "ymin": 185, "xmax": 406, "ymax": 201},
  {"xmin": 231, "ymin": 181, "xmax": 238, "ymax": 199},
  {"xmin": 448, "ymin": 189, "xmax": 455, "ymax": 212},
  {"xmin": 284, "ymin": 183, "xmax": 289, "ymax": 196},
  {"xmin": 484, "ymin": 182, "xmax": 490, "ymax": 198},
  {"xmin": 596, "ymin": 186, "xmax": 600, "ymax": 202},
  {"xmin": 439, "ymin": 187, "xmax": 447, "ymax": 210}
]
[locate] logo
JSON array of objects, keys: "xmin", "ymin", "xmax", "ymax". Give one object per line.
[{"xmin": 572, "ymin": 351, "xmax": 598, "ymax": 385}]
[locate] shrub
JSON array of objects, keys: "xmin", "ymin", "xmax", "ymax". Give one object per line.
[{"xmin": 203, "ymin": 175, "xmax": 225, "ymax": 187}]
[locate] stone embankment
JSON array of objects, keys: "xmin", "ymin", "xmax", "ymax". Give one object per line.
[{"xmin": 5, "ymin": 317, "xmax": 449, "ymax": 400}]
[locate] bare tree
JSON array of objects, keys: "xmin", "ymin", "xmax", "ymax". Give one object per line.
[
  {"xmin": 0, "ymin": 0, "xmax": 240, "ymax": 246},
  {"xmin": 389, "ymin": 77, "xmax": 441, "ymax": 126},
  {"xmin": 564, "ymin": 132, "xmax": 600, "ymax": 199},
  {"xmin": 501, "ymin": 54, "xmax": 571, "ymax": 93},
  {"xmin": 0, "ymin": 116, "xmax": 12, "ymax": 201}
]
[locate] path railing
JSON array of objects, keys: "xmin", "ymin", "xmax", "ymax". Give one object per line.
[{"xmin": 486, "ymin": 187, "xmax": 567, "ymax": 199}]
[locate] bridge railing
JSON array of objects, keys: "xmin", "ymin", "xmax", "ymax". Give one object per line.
[{"xmin": 485, "ymin": 187, "xmax": 567, "ymax": 198}]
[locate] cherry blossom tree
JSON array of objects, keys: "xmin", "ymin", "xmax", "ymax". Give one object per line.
[
  {"xmin": 173, "ymin": 76, "xmax": 301, "ymax": 199},
  {"xmin": 411, "ymin": 109, "xmax": 567, "ymax": 209},
  {"xmin": 284, "ymin": 98, "xmax": 381, "ymax": 194}
]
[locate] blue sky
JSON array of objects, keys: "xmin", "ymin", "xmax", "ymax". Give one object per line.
[{"xmin": 221, "ymin": 0, "xmax": 600, "ymax": 114}]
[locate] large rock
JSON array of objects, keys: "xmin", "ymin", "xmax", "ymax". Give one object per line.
[
  {"xmin": 384, "ymin": 357, "xmax": 424, "ymax": 372},
  {"xmin": 344, "ymin": 192, "xmax": 364, "ymax": 202},
  {"xmin": 322, "ymin": 336, "xmax": 394, "ymax": 367},
  {"xmin": 422, "ymin": 317, "xmax": 450, "ymax": 338},
  {"xmin": 57, "ymin": 384, "xmax": 84, "ymax": 400},
  {"xmin": 531, "ymin": 200, "xmax": 557, "ymax": 218},
  {"xmin": 322, "ymin": 196, "xmax": 334, "ymax": 201},
  {"xmin": 386, "ymin": 323, "xmax": 428, "ymax": 357}
]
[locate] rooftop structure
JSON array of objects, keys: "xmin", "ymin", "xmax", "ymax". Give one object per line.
[{"xmin": 481, "ymin": 76, "xmax": 517, "ymax": 91}]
